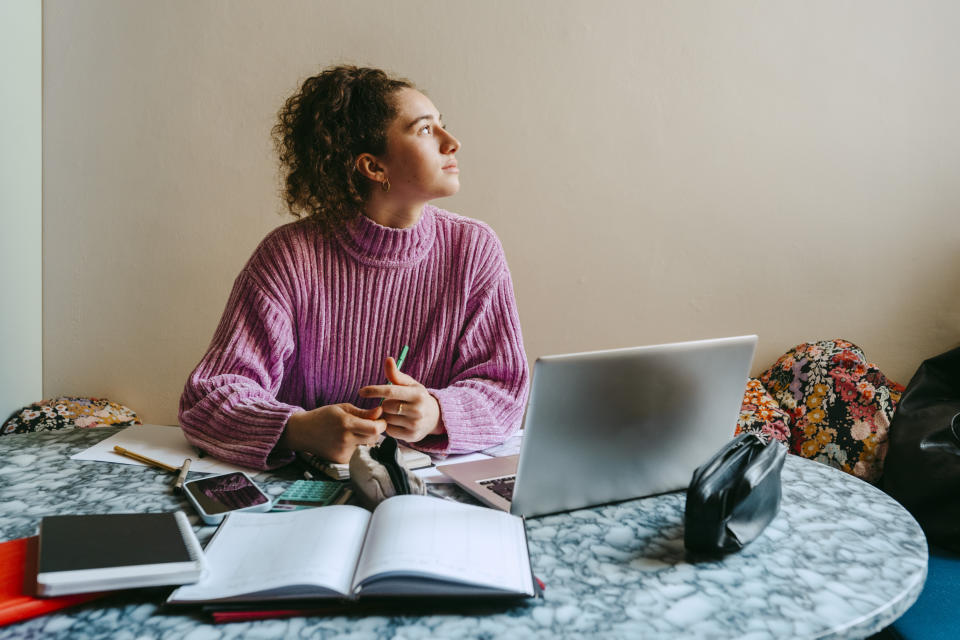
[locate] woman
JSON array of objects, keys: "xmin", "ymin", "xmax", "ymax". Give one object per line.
[{"xmin": 179, "ymin": 66, "xmax": 529, "ymax": 470}]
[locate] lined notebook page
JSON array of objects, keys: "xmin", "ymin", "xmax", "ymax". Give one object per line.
[
  {"xmin": 169, "ymin": 506, "xmax": 370, "ymax": 602},
  {"xmin": 353, "ymin": 495, "xmax": 533, "ymax": 595}
]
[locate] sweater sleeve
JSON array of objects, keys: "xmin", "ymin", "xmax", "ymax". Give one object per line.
[
  {"xmin": 418, "ymin": 264, "xmax": 530, "ymax": 455},
  {"xmin": 179, "ymin": 268, "xmax": 302, "ymax": 470}
]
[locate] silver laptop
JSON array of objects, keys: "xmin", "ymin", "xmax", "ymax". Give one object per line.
[{"xmin": 438, "ymin": 335, "xmax": 757, "ymax": 518}]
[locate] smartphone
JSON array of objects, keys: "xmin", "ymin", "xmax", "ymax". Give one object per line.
[{"xmin": 183, "ymin": 472, "xmax": 272, "ymax": 525}]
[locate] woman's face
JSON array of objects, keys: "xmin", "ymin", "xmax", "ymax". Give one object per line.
[{"xmin": 377, "ymin": 88, "xmax": 461, "ymax": 203}]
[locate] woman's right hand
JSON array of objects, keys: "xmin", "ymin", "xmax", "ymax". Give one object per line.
[{"xmin": 280, "ymin": 404, "xmax": 386, "ymax": 464}]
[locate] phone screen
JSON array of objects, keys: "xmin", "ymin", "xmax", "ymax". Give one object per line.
[{"xmin": 185, "ymin": 472, "xmax": 269, "ymax": 515}]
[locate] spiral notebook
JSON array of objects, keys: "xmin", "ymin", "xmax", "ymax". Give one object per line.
[{"xmin": 36, "ymin": 512, "xmax": 206, "ymax": 597}]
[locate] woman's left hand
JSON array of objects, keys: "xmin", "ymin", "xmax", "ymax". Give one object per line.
[{"xmin": 358, "ymin": 357, "xmax": 444, "ymax": 443}]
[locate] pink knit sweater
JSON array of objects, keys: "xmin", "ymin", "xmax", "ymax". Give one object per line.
[{"xmin": 179, "ymin": 205, "xmax": 529, "ymax": 470}]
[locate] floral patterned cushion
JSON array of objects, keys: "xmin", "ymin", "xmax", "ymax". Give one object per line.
[
  {"xmin": 756, "ymin": 339, "xmax": 904, "ymax": 484},
  {"xmin": 735, "ymin": 378, "xmax": 793, "ymax": 444},
  {"xmin": 1, "ymin": 396, "xmax": 141, "ymax": 436}
]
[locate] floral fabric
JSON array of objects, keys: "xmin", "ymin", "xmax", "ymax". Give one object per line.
[
  {"xmin": 736, "ymin": 339, "xmax": 904, "ymax": 484},
  {"xmin": 735, "ymin": 378, "xmax": 792, "ymax": 445},
  {"xmin": 1, "ymin": 396, "xmax": 140, "ymax": 436}
]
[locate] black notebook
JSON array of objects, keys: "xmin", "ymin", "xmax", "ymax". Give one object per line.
[{"xmin": 36, "ymin": 512, "xmax": 206, "ymax": 597}]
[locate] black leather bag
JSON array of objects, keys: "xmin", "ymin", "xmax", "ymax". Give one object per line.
[
  {"xmin": 684, "ymin": 433, "xmax": 787, "ymax": 555},
  {"xmin": 882, "ymin": 345, "xmax": 960, "ymax": 552}
]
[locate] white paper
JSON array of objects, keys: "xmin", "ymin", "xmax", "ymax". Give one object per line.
[
  {"xmin": 71, "ymin": 424, "xmax": 259, "ymax": 475},
  {"xmin": 168, "ymin": 507, "xmax": 371, "ymax": 602},
  {"xmin": 413, "ymin": 452, "xmax": 492, "ymax": 483},
  {"xmin": 353, "ymin": 495, "xmax": 533, "ymax": 595},
  {"xmin": 480, "ymin": 432, "xmax": 524, "ymax": 458},
  {"xmin": 415, "ymin": 432, "xmax": 524, "ymax": 483}
]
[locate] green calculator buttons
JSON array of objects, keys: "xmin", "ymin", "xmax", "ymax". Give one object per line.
[{"xmin": 271, "ymin": 480, "xmax": 347, "ymax": 511}]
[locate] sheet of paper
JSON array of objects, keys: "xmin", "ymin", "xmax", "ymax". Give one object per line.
[
  {"xmin": 413, "ymin": 452, "xmax": 492, "ymax": 484},
  {"xmin": 414, "ymin": 432, "xmax": 524, "ymax": 483},
  {"xmin": 353, "ymin": 495, "xmax": 533, "ymax": 596},
  {"xmin": 70, "ymin": 424, "xmax": 259, "ymax": 475},
  {"xmin": 168, "ymin": 506, "xmax": 370, "ymax": 603},
  {"xmin": 479, "ymin": 432, "xmax": 523, "ymax": 458}
]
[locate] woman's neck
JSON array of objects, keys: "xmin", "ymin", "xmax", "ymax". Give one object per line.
[{"xmin": 362, "ymin": 193, "xmax": 426, "ymax": 229}]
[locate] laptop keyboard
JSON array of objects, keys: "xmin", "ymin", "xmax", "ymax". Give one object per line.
[{"xmin": 479, "ymin": 475, "xmax": 516, "ymax": 501}]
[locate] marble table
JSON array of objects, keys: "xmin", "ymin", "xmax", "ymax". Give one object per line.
[{"xmin": 0, "ymin": 427, "xmax": 926, "ymax": 639}]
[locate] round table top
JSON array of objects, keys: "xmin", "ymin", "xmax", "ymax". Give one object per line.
[{"xmin": 0, "ymin": 427, "xmax": 927, "ymax": 639}]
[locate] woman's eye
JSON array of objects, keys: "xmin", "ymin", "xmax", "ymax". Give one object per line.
[{"xmin": 419, "ymin": 124, "xmax": 431, "ymax": 134}]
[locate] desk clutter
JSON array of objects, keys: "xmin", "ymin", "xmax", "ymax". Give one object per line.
[
  {"xmin": 4, "ymin": 412, "xmax": 784, "ymax": 626},
  {"xmin": 0, "ymin": 336, "xmax": 936, "ymax": 634},
  {"xmin": 0, "ymin": 496, "xmax": 536, "ymax": 627},
  {"xmin": 0, "ymin": 424, "xmax": 929, "ymax": 637},
  {"xmin": 2, "ymin": 423, "xmax": 536, "ymax": 624},
  {"xmin": 1, "ymin": 512, "xmax": 205, "ymax": 627},
  {"xmin": 0, "ymin": 423, "xmax": 537, "ymax": 626}
]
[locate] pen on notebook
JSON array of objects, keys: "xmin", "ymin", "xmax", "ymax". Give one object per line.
[
  {"xmin": 173, "ymin": 458, "xmax": 192, "ymax": 493},
  {"xmin": 112, "ymin": 445, "xmax": 179, "ymax": 473},
  {"xmin": 378, "ymin": 344, "xmax": 409, "ymax": 406}
]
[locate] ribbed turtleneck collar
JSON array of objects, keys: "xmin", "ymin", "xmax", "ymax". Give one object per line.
[{"xmin": 335, "ymin": 205, "xmax": 437, "ymax": 268}]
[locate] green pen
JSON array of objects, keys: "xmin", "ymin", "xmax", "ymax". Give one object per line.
[
  {"xmin": 378, "ymin": 344, "xmax": 409, "ymax": 406},
  {"xmin": 395, "ymin": 344, "xmax": 409, "ymax": 372}
]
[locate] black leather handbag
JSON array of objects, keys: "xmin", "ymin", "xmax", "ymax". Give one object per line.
[
  {"xmin": 882, "ymin": 345, "xmax": 960, "ymax": 552},
  {"xmin": 684, "ymin": 432, "xmax": 787, "ymax": 555}
]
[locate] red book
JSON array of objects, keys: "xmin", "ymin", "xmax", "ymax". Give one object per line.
[
  {"xmin": 0, "ymin": 537, "xmax": 104, "ymax": 627},
  {"xmin": 211, "ymin": 609, "xmax": 333, "ymax": 623}
]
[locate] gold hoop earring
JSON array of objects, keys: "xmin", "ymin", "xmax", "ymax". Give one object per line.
[{"xmin": 381, "ymin": 179, "xmax": 390, "ymax": 193}]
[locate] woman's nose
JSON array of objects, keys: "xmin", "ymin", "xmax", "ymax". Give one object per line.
[{"xmin": 441, "ymin": 130, "xmax": 460, "ymax": 154}]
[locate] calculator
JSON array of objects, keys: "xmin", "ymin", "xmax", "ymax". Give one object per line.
[{"xmin": 271, "ymin": 480, "xmax": 346, "ymax": 511}]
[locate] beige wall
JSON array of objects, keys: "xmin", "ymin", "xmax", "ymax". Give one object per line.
[
  {"xmin": 43, "ymin": 0, "xmax": 960, "ymax": 424},
  {"xmin": 1, "ymin": 0, "xmax": 42, "ymax": 420}
]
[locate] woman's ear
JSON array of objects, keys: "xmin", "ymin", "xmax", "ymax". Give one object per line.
[{"xmin": 356, "ymin": 153, "xmax": 386, "ymax": 184}]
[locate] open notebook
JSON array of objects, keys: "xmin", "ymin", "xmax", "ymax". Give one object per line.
[{"xmin": 167, "ymin": 495, "xmax": 537, "ymax": 605}]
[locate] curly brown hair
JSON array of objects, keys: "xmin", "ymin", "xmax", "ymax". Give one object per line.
[{"xmin": 272, "ymin": 65, "xmax": 413, "ymax": 229}]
